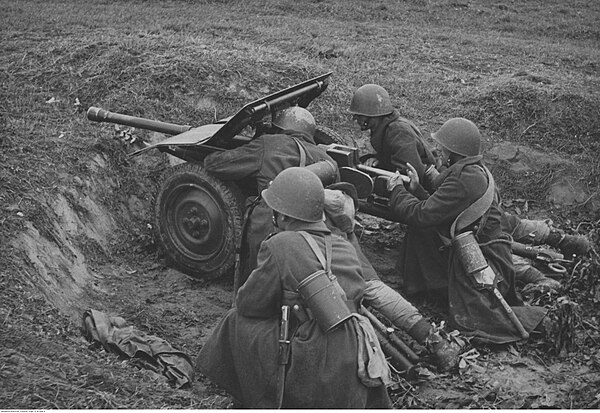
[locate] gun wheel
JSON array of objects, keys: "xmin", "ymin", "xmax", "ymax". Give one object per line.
[
  {"xmin": 314, "ymin": 125, "xmax": 356, "ymax": 147},
  {"xmin": 155, "ymin": 162, "xmax": 244, "ymax": 280}
]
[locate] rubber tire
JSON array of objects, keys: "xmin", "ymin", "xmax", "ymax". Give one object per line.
[
  {"xmin": 154, "ymin": 162, "xmax": 245, "ymax": 280},
  {"xmin": 314, "ymin": 125, "xmax": 356, "ymax": 147}
]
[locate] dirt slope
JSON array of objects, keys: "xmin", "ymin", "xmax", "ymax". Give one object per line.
[
  {"xmin": 2, "ymin": 132, "xmax": 599, "ymax": 408},
  {"xmin": 2, "ymin": 0, "xmax": 600, "ymax": 409}
]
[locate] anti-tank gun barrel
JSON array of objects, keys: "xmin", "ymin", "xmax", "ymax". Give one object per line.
[{"xmin": 87, "ymin": 107, "xmax": 192, "ymax": 136}]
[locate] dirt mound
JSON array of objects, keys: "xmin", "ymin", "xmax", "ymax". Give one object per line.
[
  {"xmin": 485, "ymin": 141, "xmax": 599, "ymax": 211},
  {"xmin": 2, "ymin": 0, "xmax": 600, "ymax": 409},
  {"xmin": 467, "ymin": 74, "xmax": 600, "ymax": 152},
  {"xmin": 458, "ymin": 74, "xmax": 600, "ymax": 213}
]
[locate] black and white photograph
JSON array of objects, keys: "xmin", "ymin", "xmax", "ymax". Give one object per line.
[{"xmin": 1, "ymin": 0, "xmax": 599, "ymax": 409}]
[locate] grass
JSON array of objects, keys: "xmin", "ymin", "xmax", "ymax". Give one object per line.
[
  {"xmin": 1, "ymin": 0, "xmax": 600, "ymax": 408},
  {"xmin": 3, "ymin": 0, "xmax": 598, "ymax": 220}
]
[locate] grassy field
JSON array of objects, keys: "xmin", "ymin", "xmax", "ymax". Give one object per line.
[
  {"xmin": 1, "ymin": 0, "xmax": 600, "ymax": 408},
  {"xmin": 3, "ymin": 0, "xmax": 600, "ymax": 212}
]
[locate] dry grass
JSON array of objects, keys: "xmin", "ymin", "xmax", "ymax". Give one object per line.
[{"xmin": 1, "ymin": 0, "xmax": 600, "ymax": 408}]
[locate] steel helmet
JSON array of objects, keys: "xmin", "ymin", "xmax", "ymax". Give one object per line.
[
  {"xmin": 262, "ymin": 167, "xmax": 324, "ymax": 222},
  {"xmin": 348, "ymin": 84, "xmax": 393, "ymax": 117},
  {"xmin": 432, "ymin": 118, "xmax": 481, "ymax": 157},
  {"xmin": 272, "ymin": 106, "xmax": 316, "ymax": 137}
]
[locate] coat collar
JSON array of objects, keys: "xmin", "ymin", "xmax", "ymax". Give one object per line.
[
  {"xmin": 435, "ymin": 155, "xmax": 483, "ymax": 183},
  {"xmin": 284, "ymin": 218, "xmax": 330, "ymax": 234},
  {"xmin": 281, "ymin": 129, "xmax": 317, "ymax": 145},
  {"xmin": 453, "ymin": 154, "xmax": 483, "ymax": 167}
]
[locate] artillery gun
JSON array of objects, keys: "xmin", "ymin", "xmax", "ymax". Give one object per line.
[{"xmin": 88, "ymin": 72, "xmax": 398, "ymax": 280}]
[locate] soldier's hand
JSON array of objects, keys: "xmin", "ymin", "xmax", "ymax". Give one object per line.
[
  {"xmin": 406, "ymin": 162, "xmax": 420, "ymax": 192},
  {"xmin": 386, "ymin": 170, "xmax": 409, "ymax": 192},
  {"xmin": 363, "ymin": 156, "xmax": 379, "ymax": 168}
]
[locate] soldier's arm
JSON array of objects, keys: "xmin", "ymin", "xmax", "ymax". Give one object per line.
[
  {"xmin": 203, "ymin": 138, "xmax": 264, "ymax": 180},
  {"xmin": 389, "ymin": 173, "xmax": 471, "ymax": 229}
]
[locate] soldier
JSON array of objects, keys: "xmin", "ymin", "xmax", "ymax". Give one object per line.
[
  {"xmin": 324, "ymin": 182, "xmax": 464, "ymax": 371},
  {"xmin": 203, "ymin": 106, "xmax": 336, "ymax": 286},
  {"xmin": 386, "ymin": 118, "xmax": 547, "ymax": 343},
  {"xmin": 348, "ymin": 84, "xmax": 590, "ymax": 294},
  {"xmin": 348, "ymin": 83, "xmax": 437, "ymax": 190},
  {"xmin": 196, "ymin": 167, "xmax": 392, "ymax": 408},
  {"xmin": 207, "ymin": 104, "xmax": 462, "ymax": 370}
]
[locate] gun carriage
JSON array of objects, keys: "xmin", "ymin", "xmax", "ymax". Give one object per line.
[{"xmin": 88, "ymin": 72, "xmax": 398, "ymax": 280}]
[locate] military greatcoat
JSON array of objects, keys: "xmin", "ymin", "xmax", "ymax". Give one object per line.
[
  {"xmin": 203, "ymin": 130, "xmax": 335, "ymax": 283},
  {"xmin": 390, "ymin": 155, "xmax": 546, "ymax": 344},
  {"xmin": 369, "ymin": 109, "xmax": 436, "ymax": 179},
  {"xmin": 196, "ymin": 220, "xmax": 391, "ymax": 408}
]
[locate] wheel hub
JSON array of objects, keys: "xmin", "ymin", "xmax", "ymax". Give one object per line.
[
  {"xmin": 182, "ymin": 207, "xmax": 210, "ymax": 239},
  {"xmin": 167, "ymin": 184, "xmax": 226, "ymax": 259}
]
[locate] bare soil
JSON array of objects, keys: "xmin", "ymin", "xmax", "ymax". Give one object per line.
[
  {"xmin": 1, "ymin": 0, "xmax": 600, "ymax": 409},
  {"xmin": 2, "ymin": 136, "xmax": 599, "ymax": 409}
]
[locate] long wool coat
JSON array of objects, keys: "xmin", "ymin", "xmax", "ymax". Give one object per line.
[
  {"xmin": 203, "ymin": 131, "xmax": 335, "ymax": 282},
  {"xmin": 196, "ymin": 220, "xmax": 391, "ymax": 408},
  {"xmin": 369, "ymin": 109, "xmax": 436, "ymax": 179},
  {"xmin": 390, "ymin": 155, "xmax": 546, "ymax": 344}
]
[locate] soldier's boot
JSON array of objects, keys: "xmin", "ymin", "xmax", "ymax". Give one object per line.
[
  {"xmin": 518, "ymin": 266, "xmax": 562, "ymax": 295},
  {"xmin": 545, "ymin": 231, "xmax": 591, "ymax": 257}
]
